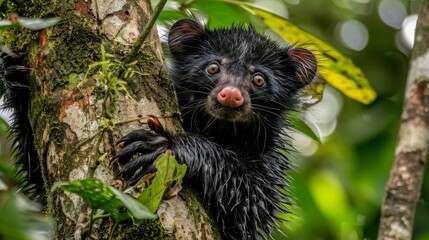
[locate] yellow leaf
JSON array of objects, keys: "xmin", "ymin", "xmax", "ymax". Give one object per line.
[{"xmin": 239, "ymin": 4, "xmax": 377, "ymax": 104}]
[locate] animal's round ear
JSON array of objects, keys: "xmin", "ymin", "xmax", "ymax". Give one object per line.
[
  {"xmin": 168, "ymin": 19, "xmax": 205, "ymax": 54},
  {"xmin": 289, "ymin": 48, "xmax": 317, "ymax": 85}
]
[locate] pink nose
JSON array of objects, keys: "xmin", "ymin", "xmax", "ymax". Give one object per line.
[{"xmin": 217, "ymin": 87, "xmax": 244, "ymax": 108}]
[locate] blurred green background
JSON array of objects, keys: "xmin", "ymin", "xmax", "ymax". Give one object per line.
[
  {"xmin": 281, "ymin": 1, "xmax": 428, "ymax": 239},
  {"xmin": 1, "ymin": 0, "xmax": 428, "ymax": 239}
]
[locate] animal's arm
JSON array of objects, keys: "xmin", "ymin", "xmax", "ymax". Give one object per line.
[{"xmin": 114, "ymin": 125, "xmax": 286, "ymax": 239}]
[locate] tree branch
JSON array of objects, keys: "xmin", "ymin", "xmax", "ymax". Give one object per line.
[
  {"xmin": 377, "ymin": 1, "xmax": 429, "ymax": 239},
  {"xmin": 120, "ymin": 0, "xmax": 167, "ymax": 75}
]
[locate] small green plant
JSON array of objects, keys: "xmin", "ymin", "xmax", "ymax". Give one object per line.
[
  {"xmin": 52, "ymin": 178, "xmax": 157, "ymax": 238},
  {"xmin": 78, "ymin": 44, "xmax": 139, "ymax": 131},
  {"xmin": 51, "ymin": 151, "xmax": 186, "ymax": 238}
]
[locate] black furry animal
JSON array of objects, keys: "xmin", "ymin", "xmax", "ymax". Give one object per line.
[
  {"xmin": 0, "ymin": 18, "xmax": 317, "ymax": 239},
  {"xmin": 0, "ymin": 51, "xmax": 43, "ymax": 197},
  {"xmin": 114, "ymin": 19, "xmax": 317, "ymax": 239}
]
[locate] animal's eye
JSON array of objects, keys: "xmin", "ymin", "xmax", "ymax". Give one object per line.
[
  {"xmin": 206, "ymin": 63, "xmax": 220, "ymax": 75},
  {"xmin": 252, "ymin": 74, "xmax": 265, "ymax": 87}
]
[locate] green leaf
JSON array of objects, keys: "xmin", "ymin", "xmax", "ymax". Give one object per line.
[
  {"xmin": 192, "ymin": 0, "xmax": 247, "ymax": 28},
  {"xmin": 0, "ymin": 161, "xmax": 15, "ymax": 179},
  {"xmin": 286, "ymin": 112, "xmax": 320, "ymax": 143},
  {"xmin": 0, "ymin": 117, "xmax": 9, "ymax": 134},
  {"xmin": 54, "ymin": 179, "xmax": 121, "ymax": 220},
  {"xmin": 0, "ymin": 161, "xmax": 26, "ymax": 188},
  {"xmin": 0, "ymin": 17, "xmax": 60, "ymax": 30},
  {"xmin": 157, "ymin": 10, "xmax": 188, "ymax": 25},
  {"xmin": 0, "ymin": 192, "xmax": 52, "ymax": 240},
  {"xmin": 138, "ymin": 151, "xmax": 187, "ymax": 212},
  {"xmin": 17, "ymin": 17, "xmax": 60, "ymax": 30},
  {"xmin": 230, "ymin": 2, "xmax": 377, "ymax": 104},
  {"xmin": 55, "ymin": 178, "xmax": 156, "ymax": 222},
  {"xmin": 0, "ymin": 20, "xmax": 16, "ymax": 30},
  {"xmin": 109, "ymin": 187, "xmax": 157, "ymax": 221}
]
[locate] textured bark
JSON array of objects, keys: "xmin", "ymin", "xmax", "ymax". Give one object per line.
[
  {"xmin": 7, "ymin": 0, "xmax": 216, "ymax": 239},
  {"xmin": 377, "ymin": 1, "xmax": 429, "ymax": 239}
]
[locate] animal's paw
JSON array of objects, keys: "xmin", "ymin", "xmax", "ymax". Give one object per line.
[{"xmin": 112, "ymin": 116, "xmax": 169, "ymax": 183}]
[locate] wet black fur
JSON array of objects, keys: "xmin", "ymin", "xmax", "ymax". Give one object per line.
[
  {"xmin": 0, "ymin": 52, "xmax": 43, "ymax": 198},
  {"xmin": 117, "ymin": 19, "xmax": 316, "ymax": 239},
  {"xmin": 0, "ymin": 18, "xmax": 317, "ymax": 239}
]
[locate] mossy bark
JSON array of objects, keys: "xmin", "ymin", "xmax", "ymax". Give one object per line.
[{"xmin": 3, "ymin": 0, "xmax": 218, "ymax": 239}]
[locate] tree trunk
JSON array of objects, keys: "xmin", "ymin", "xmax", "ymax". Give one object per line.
[
  {"xmin": 377, "ymin": 1, "xmax": 429, "ymax": 239},
  {"xmin": 5, "ymin": 0, "xmax": 217, "ymax": 239}
]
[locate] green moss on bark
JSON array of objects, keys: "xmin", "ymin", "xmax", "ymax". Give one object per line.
[
  {"xmin": 2, "ymin": 1, "xmax": 190, "ymax": 237},
  {"xmin": 121, "ymin": 219, "xmax": 164, "ymax": 239},
  {"xmin": 180, "ymin": 188, "xmax": 221, "ymax": 238},
  {"xmin": 45, "ymin": 21, "xmax": 102, "ymax": 90},
  {"xmin": 1, "ymin": 0, "xmax": 75, "ymax": 51},
  {"xmin": 127, "ymin": 47, "xmax": 181, "ymax": 126}
]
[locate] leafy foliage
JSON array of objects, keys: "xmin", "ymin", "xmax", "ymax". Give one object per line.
[
  {"xmin": 0, "ymin": 162, "xmax": 52, "ymax": 240},
  {"xmin": 138, "ymin": 151, "xmax": 187, "ymax": 212},
  {"xmin": 53, "ymin": 179, "xmax": 156, "ymax": 223},
  {"xmin": 286, "ymin": 112, "xmax": 321, "ymax": 143},
  {"xmin": 157, "ymin": 0, "xmax": 376, "ymax": 105},
  {"xmin": 0, "ymin": 117, "xmax": 8, "ymax": 134},
  {"xmin": 242, "ymin": 4, "xmax": 376, "ymax": 104},
  {"xmin": 0, "ymin": 193, "xmax": 52, "ymax": 240}
]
